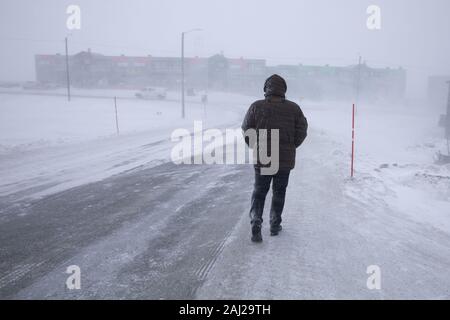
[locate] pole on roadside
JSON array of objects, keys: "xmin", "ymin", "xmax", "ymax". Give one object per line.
[
  {"xmin": 181, "ymin": 32, "xmax": 185, "ymax": 119},
  {"xmin": 351, "ymin": 103, "xmax": 356, "ymax": 178},
  {"xmin": 114, "ymin": 96, "xmax": 120, "ymax": 136},
  {"xmin": 65, "ymin": 36, "xmax": 71, "ymax": 102},
  {"xmin": 447, "ymin": 137, "xmax": 449, "ymax": 156},
  {"xmin": 180, "ymin": 28, "xmax": 202, "ymax": 119},
  {"xmin": 446, "ymin": 81, "xmax": 450, "ymax": 156}
]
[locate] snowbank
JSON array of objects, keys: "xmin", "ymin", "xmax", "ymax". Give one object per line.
[{"xmin": 0, "ymin": 91, "xmax": 252, "ymax": 198}]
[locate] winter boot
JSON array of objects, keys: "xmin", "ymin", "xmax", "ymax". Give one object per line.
[
  {"xmin": 251, "ymin": 224, "xmax": 263, "ymax": 243},
  {"xmin": 270, "ymin": 225, "xmax": 282, "ymax": 236}
]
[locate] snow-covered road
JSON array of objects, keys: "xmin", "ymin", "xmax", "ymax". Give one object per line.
[
  {"xmin": 1, "ymin": 161, "xmax": 252, "ymax": 299},
  {"xmin": 198, "ymin": 130, "xmax": 450, "ymax": 299},
  {"xmin": 0, "ymin": 91, "xmax": 245, "ymax": 199},
  {"xmin": 1, "ymin": 92, "xmax": 449, "ymax": 299},
  {"xmin": 1, "ymin": 126, "xmax": 449, "ymax": 299}
]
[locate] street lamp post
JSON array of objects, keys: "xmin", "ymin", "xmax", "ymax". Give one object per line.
[
  {"xmin": 181, "ymin": 32, "xmax": 185, "ymax": 118},
  {"xmin": 181, "ymin": 29, "xmax": 202, "ymax": 119}
]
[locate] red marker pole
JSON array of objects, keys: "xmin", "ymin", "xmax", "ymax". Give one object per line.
[{"xmin": 351, "ymin": 103, "xmax": 355, "ymax": 178}]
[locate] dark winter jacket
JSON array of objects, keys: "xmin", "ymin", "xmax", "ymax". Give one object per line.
[{"xmin": 241, "ymin": 74, "xmax": 308, "ymax": 170}]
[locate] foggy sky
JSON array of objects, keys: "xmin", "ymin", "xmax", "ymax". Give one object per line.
[{"xmin": 1, "ymin": 0, "xmax": 449, "ymax": 98}]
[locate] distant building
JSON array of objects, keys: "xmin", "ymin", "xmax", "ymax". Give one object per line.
[
  {"xmin": 428, "ymin": 75, "xmax": 450, "ymax": 110},
  {"xmin": 267, "ymin": 63, "xmax": 406, "ymax": 103},
  {"xmin": 35, "ymin": 51, "xmax": 406, "ymax": 101},
  {"xmin": 34, "ymin": 54, "xmax": 67, "ymax": 84}
]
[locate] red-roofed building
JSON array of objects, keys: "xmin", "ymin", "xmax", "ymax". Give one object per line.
[
  {"xmin": 35, "ymin": 50, "xmax": 405, "ymax": 101},
  {"xmin": 35, "ymin": 51, "xmax": 266, "ymax": 92}
]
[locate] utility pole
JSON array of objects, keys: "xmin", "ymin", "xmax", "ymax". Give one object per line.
[
  {"xmin": 351, "ymin": 103, "xmax": 356, "ymax": 178},
  {"xmin": 181, "ymin": 32, "xmax": 185, "ymax": 119},
  {"xmin": 114, "ymin": 96, "xmax": 120, "ymax": 136},
  {"xmin": 180, "ymin": 28, "xmax": 202, "ymax": 119},
  {"xmin": 65, "ymin": 36, "xmax": 71, "ymax": 102},
  {"xmin": 446, "ymin": 81, "xmax": 450, "ymax": 155}
]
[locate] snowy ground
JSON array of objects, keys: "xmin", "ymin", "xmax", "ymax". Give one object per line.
[
  {"xmin": 0, "ymin": 90, "xmax": 245, "ymax": 199},
  {"xmin": 197, "ymin": 101, "xmax": 450, "ymax": 299},
  {"xmin": 0, "ymin": 91, "xmax": 449, "ymax": 299},
  {"xmin": 307, "ymin": 101, "xmax": 450, "ymax": 235},
  {"xmin": 0, "ymin": 88, "xmax": 240, "ymax": 149}
]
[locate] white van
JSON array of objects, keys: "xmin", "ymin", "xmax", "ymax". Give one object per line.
[{"xmin": 135, "ymin": 87, "xmax": 167, "ymax": 100}]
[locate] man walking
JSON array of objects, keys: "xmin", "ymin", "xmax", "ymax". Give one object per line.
[{"xmin": 242, "ymin": 74, "xmax": 308, "ymax": 242}]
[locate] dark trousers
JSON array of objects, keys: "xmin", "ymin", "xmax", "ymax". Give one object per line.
[{"xmin": 249, "ymin": 167, "xmax": 291, "ymax": 228}]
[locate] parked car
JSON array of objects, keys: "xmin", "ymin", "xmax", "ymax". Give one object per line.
[
  {"xmin": 135, "ymin": 87, "xmax": 166, "ymax": 100},
  {"xmin": 22, "ymin": 81, "xmax": 58, "ymax": 90},
  {"xmin": 187, "ymin": 88, "xmax": 195, "ymax": 96},
  {"xmin": 0, "ymin": 81, "xmax": 20, "ymax": 88}
]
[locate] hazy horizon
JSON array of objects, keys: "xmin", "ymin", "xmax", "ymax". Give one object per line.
[{"xmin": 1, "ymin": 0, "xmax": 450, "ymax": 99}]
